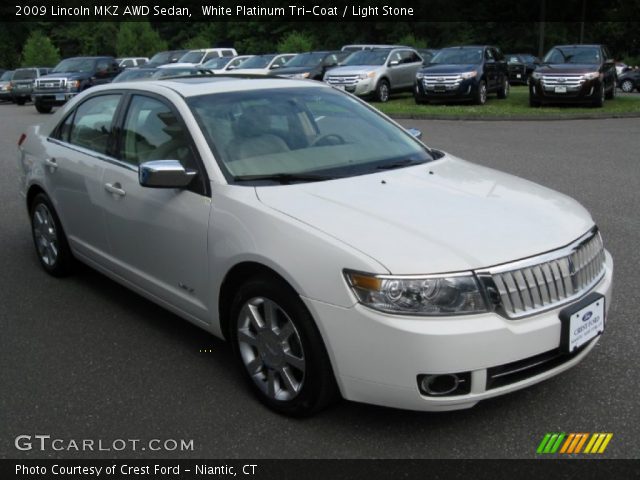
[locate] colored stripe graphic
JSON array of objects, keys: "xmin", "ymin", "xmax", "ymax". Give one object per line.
[{"xmin": 537, "ymin": 433, "xmax": 613, "ymax": 454}]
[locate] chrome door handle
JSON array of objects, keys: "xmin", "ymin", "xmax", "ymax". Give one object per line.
[
  {"xmin": 45, "ymin": 158, "xmax": 58, "ymax": 170},
  {"xmin": 104, "ymin": 182, "xmax": 126, "ymax": 197}
]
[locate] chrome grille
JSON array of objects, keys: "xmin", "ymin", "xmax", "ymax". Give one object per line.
[
  {"xmin": 541, "ymin": 74, "xmax": 585, "ymax": 88},
  {"xmin": 36, "ymin": 78, "xmax": 66, "ymax": 89},
  {"xmin": 478, "ymin": 230, "xmax": 606, "ymax": 319},
  {"xmin": 325, "ymin": 75, "xmax": 359, "ymax": 86},
  {"xmin": 422, "ymin": 74, "xmax": 462, "ymax": 90}
]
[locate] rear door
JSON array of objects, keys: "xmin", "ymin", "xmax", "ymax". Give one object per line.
[
  {"xmin": 99, "ymin": 93, "xmax": 212, "ymax": 321},
  {"xmin": 44, "ymin": 93, "xmax": 123, "ymax": 262}
]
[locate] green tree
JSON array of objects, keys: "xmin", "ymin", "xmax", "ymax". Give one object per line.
[
  {"xmin": 116, "ymin": 21, "xmax": 167, "ymax": 58},
  {"xmin": 21, "ymin": 31, "xmax": 60, "ymax": 67},
  {"xmin": 396, "ymin": 33, "xmax": 428, "ymax": 49},
  {"xmin": 277, "ymin": 31, "xmax": 314, "ymax": 53}
]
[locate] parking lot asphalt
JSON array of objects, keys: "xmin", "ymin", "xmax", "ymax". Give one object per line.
[{"xmin": 1, "ymin": 102, "xmax": 638, "ymax": 459}]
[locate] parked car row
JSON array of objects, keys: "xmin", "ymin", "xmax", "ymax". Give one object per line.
[{"xmin": 3, "ymin": 42, "xmax": 633, "ymax": 113}]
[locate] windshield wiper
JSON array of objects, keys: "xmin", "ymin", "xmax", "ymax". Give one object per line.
[
  {"xmin": 233, "ymin": 173, "xmax": 338, "ymax": 184},
  {"xmin": 376, "ymin": 159, "xmax": 427, "ymax": 170}
]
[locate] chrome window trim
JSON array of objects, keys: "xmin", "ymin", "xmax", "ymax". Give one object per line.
[{"xmin": 46, "ymin": 137, "xmax": 138, "ymax": 172}]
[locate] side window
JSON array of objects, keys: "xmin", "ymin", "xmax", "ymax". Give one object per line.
[
  {"xmin": 123, "ymin": 59, "xmax": 134, "ymax": 68},
  {"xmin": 492, "ymin": 48, "xmax": 503, "ymax": 61},
  {"xmin": 203, "ymin": 52, "xmax": 219, "ymax": 62},
  {"xmin": 389, "ymin": 51, "xmax": 403, "ymax": 64},
  {"xmin": 96, "ymin": 60, "xmax": 109, "ymax": 72},
  {"xmin": 222, "ymin": 50, "xmax": 234, "ymax": 57},
  {"xmin": 272, "ymin": 56, "xmax": 287, "ymax": 68},
  {"xmin": 55, "ymin": 111, "xmax": 76, "ymax": 143},
  {"xmin": 401, "ymin": 50, "xmax": 420, "ymax": 64},
  {"xmin": 120, "ymin": 95, "xmax": 197, "ymax": 171},
  {"xmin": 485, "ymin": 49, "xmax": 494, "ymax": 61},
  {"xmin": 67, "ymin": 94, "xmax": 121, "ymax": 154}
]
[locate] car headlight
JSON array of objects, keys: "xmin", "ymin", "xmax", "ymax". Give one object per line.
[
  {"xmin": 583, "ymin": 72, "xmax": 601, "ymax": 80},
  {"xmin": 344, "ymin": 270, "xmax": 488, "ymax": 315},
  {"xmin": 67, "ymin": 80, "xmax": 80, "ymax": 90},
  {"xmin": 357, "ymin": 72, "xmax": 375, "ymax": 80},
  {"xmin": 293, "ymin": 72, "xmax": 310, "ymax": 79},
  {"xmin": 460, "ymin": 71, "xmax": 477, "ymax": 79},
  {"xmin": 532, "ymin": 71, "xmax": 542, "ymax": 80}
]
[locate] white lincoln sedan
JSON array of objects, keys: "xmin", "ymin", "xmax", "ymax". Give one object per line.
[{"xmin": 16, "ymin": 76, "xmax": 613, "ymax": 416}]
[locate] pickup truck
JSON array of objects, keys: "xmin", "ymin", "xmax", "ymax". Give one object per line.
[{"xmin": 32, "ymin": 56, "xmax": 121, "ymax": 113}]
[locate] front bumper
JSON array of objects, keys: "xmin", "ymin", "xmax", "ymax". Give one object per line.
[
  {"xmin": 329, "ymin": 79, "xmax": 376, "ymax": 97},
  {"xmin": 32, "ymin": 91, "xmax": 78, "ymax": 106},
  {"xmin": 414, "ymin": 77, "xmax": 478, "ymax": 101},
  {"xmin": 529, "ymin": 78, "xmax": 602, "ymax": 104},
  {"xmin": 304, "ymin": 251, "xmax": 613, "ymax": 411}
]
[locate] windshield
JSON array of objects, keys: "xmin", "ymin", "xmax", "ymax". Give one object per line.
[
  {"xmin": 285, "ymin": 53, "xmax": 327, "ymax": 68},
  {"xmin": 53, "ymin": 58, "xmax": 96, "ymax": 73},
  {"xmin": 236, "ymin": 55, "xmax": 276, "ymax": 69},
  {"xmin": 188, "ymin": 87, "xmax": 432, "ymax": 184},
  {"xmin": 13, "ymin": 69, "xmax": 37, "ymax": 80},
  {"xmin": 203, "ymin": 57, "xmax": 232, "ymax": 69},
  {"xmin": 430, "ymin": 48, "xmax": 483, "ymax": 65},
  {"xmin": 148, "ymin": 52, "xmax": 170, "ymax": 64},
  {"xmin": 342, "ymin": 50, "xmax": 390, "ymax": 66},
  {"xmin": 179, "ymin": 51, "xmax": 206, "ymax": 64},
  {"xmin": 0, "ymin": 71, "xmax": 13, "ymax": 81},
  {"xmin": 544, "ymin": 47, "xmax": 601, "ymax": 64}
]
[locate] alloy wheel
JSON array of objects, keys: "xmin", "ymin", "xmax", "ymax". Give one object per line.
[
  {"xmin": 621, "ymin": 80, "xmax": 633, "ymax": 93},
  {"xmin": 32, "ymin": 203, "xmax": 59, "ymax": 267},
  {"xmin": 237, "ymin": 297, "xmax": 306, "ymax": 401}
]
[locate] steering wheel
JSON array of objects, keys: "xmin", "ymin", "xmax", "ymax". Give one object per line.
[{"xmin": 311, "ymin": 133, "xmax": 346, "ymax": 147}]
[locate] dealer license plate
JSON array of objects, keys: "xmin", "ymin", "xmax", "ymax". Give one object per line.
[
  {"xmin": 560, "ymin": 294, "xmax": 605, "ymax": 353},
  {"xmin": 55, "ymin": 94, "xmax": 65, "ymax": 101},
  {"xmin": 516, "ymin": 74, "xmax": 522, "ymax": 78},
  {"xmin": 554, "ymin": 86, "xmax": 567, "ymax": 93},
  {"xmin": 434, "ymin": 85, "xmax": 446, "ymax": 91}
]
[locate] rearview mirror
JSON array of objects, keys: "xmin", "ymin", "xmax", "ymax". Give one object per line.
[
  {"xmin": 406, "ymin": 128, "xmax": 423, "ymax": 140},
  {"xmin": 139, "ymin": 160, "xmax": 197, "ymax": 188}
]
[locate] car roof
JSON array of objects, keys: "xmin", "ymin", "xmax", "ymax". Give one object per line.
[
  {"xmin": 97, "ymin": 76, "xmax": 325, "ymax": 97},
  {"xmin": 551, "ymin": 45, "xmax": 603, "ymax": 48}
]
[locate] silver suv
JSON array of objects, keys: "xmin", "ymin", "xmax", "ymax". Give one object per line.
[{"xmin": 324, "ymin": 48, "xmax": 423, "ymax": 102}]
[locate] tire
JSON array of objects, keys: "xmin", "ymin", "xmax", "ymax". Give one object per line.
[
  {"xmin": 474, "ymin": 80, "xmax": 487, "ymax": 105},
  {"xmin": 620, "ymin": 79, "xmax": 634, "ymax": 93},
  {"xmin": 497, "ymin": 77, "xmax": 510, "ymax": 99},
  {"xmin": 35, "ymin": 103, "xmax": 52, "ymax": 114},
  {"xmin": 15, "ymin": 98, "xmax": 26, "ymax": 105},
  {"xmin": 592, "ymin": 83, "xmax": 605, "ymax": 108},
  {"xmin": 375, "ymin": 79, "xmax": 390, "ymax": 103},
  {"xmin": 29, "ymin": 193, "xmax": 74, "ymax": 277},
  {"xmin": 529, "ymin": 95, "xmax": 541, "ymax": 107},
  {"xmin": 229, "ymin": 274, "xmax": 339, "ymax": 416},
  {"xmin": 605, "ymin": 79, "xmax": 616, "ymax": 100}
]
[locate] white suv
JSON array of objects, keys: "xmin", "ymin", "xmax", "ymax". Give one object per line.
[{"xmin": 17, "ymin": 77, "xmax": 613, "ymax": 416}]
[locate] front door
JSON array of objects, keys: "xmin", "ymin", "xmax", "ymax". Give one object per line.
[{"xmin": 99, "ymin": 93, "xmax": 212, "ymax": 321}]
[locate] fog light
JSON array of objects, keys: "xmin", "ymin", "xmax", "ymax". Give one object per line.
[{"xmin": 417, "ymin": 372, "xmax": 471, "ymax": 396}]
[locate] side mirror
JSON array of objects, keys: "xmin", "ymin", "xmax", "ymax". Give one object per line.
[
  {"xmin": 270, "ymin": 63, "xmax": 281, "ymax": 69},
  {"xmin": 389, "ymin": 60, "xmax": 400, "ymax": 67},
  {"xmin": 406, "ymin": 128, "xmax": 422, "ymax": 140},
  {"xmin": 139, "ymin": 160, "xmax": 196, "ymax": 188}
]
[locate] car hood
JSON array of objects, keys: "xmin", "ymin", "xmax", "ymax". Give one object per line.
[
  {"xmin": 535, "ymin": 64, "xmax": 600, "ymax": 74},
  {"xmin": 256, "ymin": 155, "xmax": 594, "ymax": 274},
  {"xmin": 39, "ymin": 72, "xmax": 89, "ymax": 80},
  {"xmin": 419, "ymin": 64, "xmax": 480, "ymax": 74},
  {"xmin": 327, "ymin": 65, "xmax": 382, "ymax": 75}
]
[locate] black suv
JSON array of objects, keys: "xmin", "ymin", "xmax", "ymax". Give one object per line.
[
  {"xmin": 529, "ymin": 45, "xmax": 617, "ymax": 107},
  {"xmin": 32, "ymin": 57, "xmax": 121, "ymax": 113},
  {"xmin": 414, "ymin": 45, "xmax": 509, "ymax": 105}
]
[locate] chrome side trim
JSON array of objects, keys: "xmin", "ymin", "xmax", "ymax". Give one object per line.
[{"xmin": 47, "ymin": 137, "xmax": 138, "ymax": 172}]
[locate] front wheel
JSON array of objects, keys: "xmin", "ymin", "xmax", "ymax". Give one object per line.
[
  {"xmin": 474, "ymin": 80, "xmax": 487, "ymax": 105},
  {"xmin": 35, "ymin": 102, "xmax": 52, "ymax": 114},
  {"xmin": 30, "ymin": 193, "xmax": 74, "ymax": 276},
  {"xmin": 375, "ymin": 79, "xmax": 390, "ymax": 102},
  {"xmin": 230, "ymin": 275, "xmax": 339, "ymax": 416},
  {"xmin": 497, "ymin": 77, "xmax": 510, "ymax": 99}
]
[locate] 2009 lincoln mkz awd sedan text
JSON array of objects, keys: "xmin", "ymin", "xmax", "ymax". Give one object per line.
[{"xmin": 16, "ymin": 76, "xmax": 613, "ymax": 416}]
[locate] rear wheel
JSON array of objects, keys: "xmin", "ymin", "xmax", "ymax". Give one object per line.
[
  {"xmin": 474, "ymin": 80, "xmax": 488, "ymax": 105},
  {"xmin": 230, "ymin": 275, "xmax": 339, "ymax": 416},
  {"xmin": 35, "ymin": 102, "xmax": 52, "ymax": 114},
  {"xmin": 30, "ymin": 193, "xmax": 74, "ymax": 276},
  {"xmin": 375, "ymin": 79, "xmax": 390, "ymax": 102},
  {"xmin": 620, "ymin": 79, "xmax": 634, "ymax": 93},
  {"xmin": 497, "ymin": 77, "xmax": 510, "ymax": 99}
]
